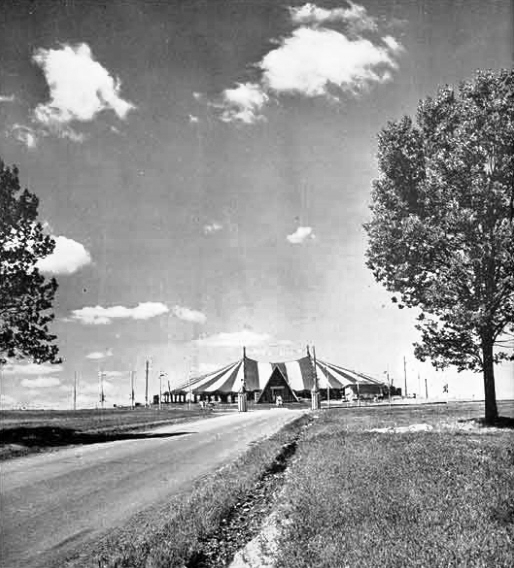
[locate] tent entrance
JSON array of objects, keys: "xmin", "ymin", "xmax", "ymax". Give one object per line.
[
  {"xmin": 256, "ymin": 367, "xmax": 298, "ymax": 404},
  {"xmin": 271, "ymin": 386, "xmax": 284, "ymax": 401}
]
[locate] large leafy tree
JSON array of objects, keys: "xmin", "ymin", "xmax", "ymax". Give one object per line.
[
  {"xmin": 0, "ymin": 159, "xmax": 61, "ymax": 365},
  {"xmin": 365, "ymin": 70, "xmax": 514, "ymax": 424}
]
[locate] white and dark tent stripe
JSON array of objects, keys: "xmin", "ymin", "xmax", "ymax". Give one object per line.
[{"xmin": 174, "ymin": 354, "xmax": 384, "ymax": 394}]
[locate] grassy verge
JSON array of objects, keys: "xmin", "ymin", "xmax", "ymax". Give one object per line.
[
  {"xmin": 274, "ymin": 403, "xmax": 514, "ymax": 568},
  {"xmin": 64, "ymin": 412, "xmax": 312, "ymax": 568},
  {"xmin": 0, "ymin": 406, "xmax": 217, "ymax": 460}
]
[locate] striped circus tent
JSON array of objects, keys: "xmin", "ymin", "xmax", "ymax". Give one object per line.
[{"xmin": 173, "ymin": 351, "xmax": 385, "ymax": 398}]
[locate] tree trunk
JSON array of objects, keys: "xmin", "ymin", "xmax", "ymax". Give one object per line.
[{"xmin": 481, "ymin": 338, "xmax": 498, "ymax": 424}]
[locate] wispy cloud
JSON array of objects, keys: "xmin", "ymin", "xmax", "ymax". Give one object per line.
[
  {"xmin": 289, "ymin": 2, "xmax": 378, "ymax": 33},
  {"xmin": 21, "ymin": 377, "xmax": 61, "ymax": 388},
  {"xmin": 286, "ymin": 226, "xmax": 316, "ymax": 244},
  {"xmin": 0, "ymin": 94, "xmax": 16, "ymax": 103},
  {"xmin": 36, "ymin": 235, "xmax": 92, "ymax": 275},
  {"xmin": 382, "ymin": 35, "xmax": 404, "ymax": 53},
  {"xmin": 212, "ymin": 2, "xmax": 402, "ymax": 123},
  {"xmin": 189, "ymin": 114, "xmax": 199, "ymax": 123},
  {"xmin": 31, "ymin": 42, "xmax": 135, "ymax": 141},
  {"xmin": 194, "ymin": 329, "xmax": 271, "ymax": 347},
  {"xmin": 172, "ymin": 305, "xmax": 207, "ymax": 324},
  {"xmin": 3, "ymin": 362, "xmax": 63, "ymax": 376},
  {"xmin": 203, "ymin": 222, "xmax": 223, "ymax": 235},
  {"xmin": 103, "ymin": 371, "xmax": 123, "ymax": 378},
  {"xmin": 86, "ymin": 348, "xmax": 113, "ymax": 360},
  {"xmin": 71, "ymin": 302, "xmax": 169, "ymax": 325}
]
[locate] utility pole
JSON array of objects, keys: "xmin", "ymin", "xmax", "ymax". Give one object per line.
[
  {"xmin": 145, "ymin": 360, "xmax": 149, "ymax": 407},
  {"xmin": 130, "ymin": 371, "xmax": 135, "ymax": 409},
  {"xmin": 403, "ymin": 356, "xmax": 408, "ymax": 398},
  {"xmin": 158, "ymin": 372, "xmax": 165, "ymax": 410},
  {"xmin": 425, "ymin": 376, "xmax": 429, "ymax": 399},
  {"xmin": 73, "ymin": 371, "xmax": 77, "ymax": 411},
  {"xmin": 99, "ymin": 370, "xmax": 105, "ymax": 409}
]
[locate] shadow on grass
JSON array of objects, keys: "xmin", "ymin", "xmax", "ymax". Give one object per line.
[
  {"xmin": 1, "ymin": 426, "xmax": 193, "ymax": 448},
  {"xmin": 458, "ymin": 416, "xmax": 514, "ymax": 429}
]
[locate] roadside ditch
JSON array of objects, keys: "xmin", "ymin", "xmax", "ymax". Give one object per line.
[{"xmin": 185, "ymin": 417, "xmax": 313, "ymax": 568}]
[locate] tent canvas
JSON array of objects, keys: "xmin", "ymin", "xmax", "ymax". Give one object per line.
[{"xmin": 173, "ymin": 352, "xmax": 386, "ymax": 399}]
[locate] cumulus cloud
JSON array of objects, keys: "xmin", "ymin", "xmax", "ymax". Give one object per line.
[
  {"xmin": 2, "ymin": 362, "xmax": 63, "ymax": 375},
  {"xmin": 260, "ymin": 27, "xmax": 396, "ymax": 97},
  {"xmin": 86, "ymin": 348, "xmax": 113, "ymax": 360},
  {"xmin": 194, "ymin": 329, "xmax": 271, "ymax": 347},
  {"xmin": 189, "ymin": 114, "xmax": 199, "ymax": 123},
  {"xmin": 36, "ymin": 235, "xmax": 92, "ymax": 275},
  {"xmin": 212, "ymin": 2, "xmax": 402, "ymax": 123},
  {"xmin": 217, "ymin": 82, "xmax": 269, "ymax": 124},
  {"xmin": 11, "ymin": 124, "xmax": 38, "ymax": 148},
  {"xmin": 289, "ymin": 1, "xmax": 378, "ymax": 33},
  {"xmin": 71, "ymin": 302, "xmax": 169, "ymax": 325},
  {"xmin": 31, "ymin": 43, "xmax": 135, "ymax": 140},
  {"xmin": 203, "ymin": 222, "xmax": 223, "ymax": 235},
  {"xmin": 21, "ymin": 376, "xmax": 61, "ymax": 388},
  {"xmin": 287, "ymin": 226, "xmax": 316, "ymax": 244},
  {"xmin": 172, "ymin": 305, "xmax": 207, "ymax": 324},
  {"xmin": 0, "ymin": 94, "xmax": 16, "ymax": 103}
]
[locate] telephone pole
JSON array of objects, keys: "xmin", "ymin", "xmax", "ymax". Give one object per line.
[
  {"xmin": 145, "ymin": 360, "xmax": 149, "ymax": 407},
  {"xmin": 73, "ymin": 371, "xmax": 77, "ymax": 411},
  {"xmin": 130, "ymin": 370, "xmax": 135, "ymax": 409},
  {"xmin": 99, "ymin": 370, "xmax": 105, "ymax": 409},
  {"xmin": 403, "ymin": 356, "xmax": 408, "ymax": 398}
]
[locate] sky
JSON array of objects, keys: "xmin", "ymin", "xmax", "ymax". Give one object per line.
[{"xmin": 1, "ymin": 0, "xmax": 512, "ymax": 409}]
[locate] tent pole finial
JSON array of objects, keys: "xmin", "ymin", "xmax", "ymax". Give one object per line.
[
  {"xmin": 243, "ymin": 346, "xmax": 246, "ymax": 359},
  {"xmin": 306, "ymin": 345, "xmax": 311, "ymax": 358}
]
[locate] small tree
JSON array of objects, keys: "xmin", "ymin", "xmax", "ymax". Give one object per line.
[
  {"xmin": 365, "ymin": 70, "xmax": 514, "ymax": 423},
  {"xmin": 0, "ymin": 159, "xmax": 61, "ymax": 365}
]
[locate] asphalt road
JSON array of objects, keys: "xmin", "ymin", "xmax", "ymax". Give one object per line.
[{"xmin": 1, "ymin": 408, "xmax": 305, "ymax": 568}]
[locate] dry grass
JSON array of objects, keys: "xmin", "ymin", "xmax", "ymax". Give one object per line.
[
  {"xmin": 0, "ymin": 406, "xmax": 213, "ymax": 431},
  {"xmin": 274, "ymin": 402, "xmax": 514, "ymax": 568},
  {"xmin": 6, "ymin": 402, "xmax": 512, "ymax": 567},
  {"xmin": 0, "ymin": 406, "xmax": 216, "ymax": 460}
]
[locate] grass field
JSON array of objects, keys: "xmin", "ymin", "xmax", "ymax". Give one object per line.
[
  {"xmin": 274, "ymin": 401, "xmax": 514, "ymax": 568},
  {"xmin": 0, "ymin": 405, "xmax": 217, "ymax": 459},
  {"xmin": 3, "ymin": 401, "xmax": 513, "ymax": 567}
]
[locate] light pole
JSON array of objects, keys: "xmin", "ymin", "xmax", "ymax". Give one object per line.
[
  {"xmin": 383, "ymin": 370, "xmax": 392, "ymax": 406},
  {"xmin": 159, "ymin": 372, "xmax": 167, "ymax": 410}
]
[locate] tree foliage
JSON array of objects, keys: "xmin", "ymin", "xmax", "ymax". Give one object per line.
[
  {"xmin": 365, "ymin": 69, "xmax": 514, "ymax": 422},
  {"xmin": 0, "ymin": 159, "xmax": 60, "ymax": 365}
]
